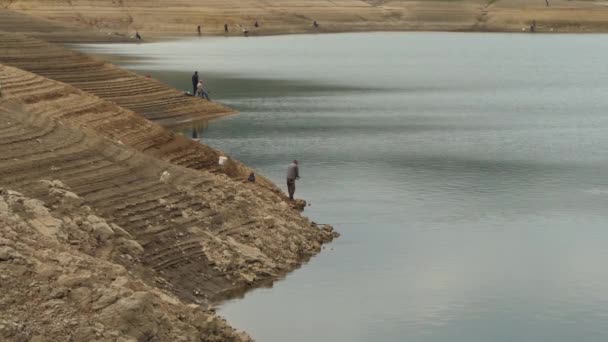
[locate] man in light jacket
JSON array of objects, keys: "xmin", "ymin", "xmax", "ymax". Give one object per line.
[{"xmin": 286, "ymin": 160, "xmax": 300, "ymax": 200}]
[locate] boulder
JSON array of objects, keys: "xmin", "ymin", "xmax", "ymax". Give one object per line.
[
  {"xmin": 0, "ymin": 246, "xmax": 22, "ymax": 261},
  {"xmin": 86, "ymin": 215, "xmax": 115, "ymax": 242}
]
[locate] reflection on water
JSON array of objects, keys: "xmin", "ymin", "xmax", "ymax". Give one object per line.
[
  {"xmin": 172, "ymin": 119, "xmax": 210, "ymax": 140},
  {"xmin": 80, "ymin": 33, "xmax": 608, "ymax": 342}
]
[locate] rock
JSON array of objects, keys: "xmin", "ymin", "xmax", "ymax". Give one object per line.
[
  {"xmin": 262, "ymin": 215, "xmax": 276, "ymax": 228},
  {"xmin": 111, "ymin": 276, "xmax": 129, "ymax": 288},
  {"xmin": 51, "ymin": 180, "xmax": 69, "ymax": 189},
  {"xmin": 321, "ymin": 224, "xmax": 334, "ymax": 233},
  {"xmin": 116, "ymin": 238, "xmax": 144, "ymax": 256},
  {"xmin": 86, "ymin": 215, "xmax": 114, "ymax": 242},
  {"xmin": 0, "ymin": 199, "xmax": 8, "ymax": 213},
  {"xmin": 49, "ymin": 188, "xmax": 83, "ymax": 206},
  {"xmin": 239, "ymin": 272, "xmax": 256, "ymax": 284},
  {"xmin": 289, "ymin": 242, "xmax": 298, "ymax": 254},
  {"xmin": 110, "ymin": 224, "xmax": 132, "ymax": 238},
  {"xmin": 69, "ymin": 287, "xmax": 93, "ymax": 308},
  {"xmin": 116, "ymin": 337, "xmax": 138, "ymax": 342},
  {"xmin": 0, "ymin": 189, "xmax": 23, "ymax": 197},
  {"xmin": 48, "ymin": 287, "xmax": 69, "ymax": 299},
  {"xmin": 35, "ymin": 263, "xmax": 60, "ymax": 279},
  {"xmin": 27, "ymin": 216, "xmax": 64, "ymax": 239},
  {"xmin": 0, "ymin": 320, "xmax": 27, "ymax": 341},
  {"xmin": 290, "ymin": 199, "xmax": 307, "ymax": 211},
  {"xmin": 92, "ymin": 288, "xmax": 130, "ymax": 311},
  {"xmin": 99, "ymin": 292, "xmax": 159, "ymax": 339},
  {"xmin": 0, "ymin": 246, "xmax": 21, "ymax": 261},
  {"xmin": 160, "ymin": 171, "xmax": 171, "ymax": 183},
  {"xmin": 225, "ymin": 237, "xmax": 267, "ymax": 263},
  {"xmin": 56, "ymin": 273, "xmax": 91, "ymax": 288}
]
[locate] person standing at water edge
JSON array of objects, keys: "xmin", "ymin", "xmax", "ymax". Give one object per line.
[
  {"xmin": 191, "ymin": 71, "xmax": 198, "ymax": 95},
  {"xmin": 286, "ymin": 160, "xmax": 300, "ymax": 200}
]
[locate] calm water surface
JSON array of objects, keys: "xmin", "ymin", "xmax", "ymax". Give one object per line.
[{"xmin": 81, "ymin": 33, "xmax": 608, "ymax": 342}]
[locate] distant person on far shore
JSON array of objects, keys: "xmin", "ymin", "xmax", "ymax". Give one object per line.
[
  {"xmin": 286, "ymin": 160, "xmax": 300, "ymax": 201},
  {"xmin": 224, "ymin": 23, "xmax": 229, "ymax": 33},
  {"xmin": 313, "ymin": 20, "xmax": 319, "ymax": 28},
  {"xmin": 254, "ymin": 20, "xmax": 259, "ymax": 28},
  {"xmin": 135, "ymin": 31, "xmax": 142, "ymax": 40},
  {"xmin": 197, "ymin": 25, "xmax": 201, "ymax": 35},
  {"xmin": 191, "ymin": 71, "xmax": 199, "ymax": 95}
]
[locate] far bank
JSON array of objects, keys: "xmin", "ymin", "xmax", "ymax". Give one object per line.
[{"xmin": 3, "ymin": 0, "xmax": 608, "ymax": 44}]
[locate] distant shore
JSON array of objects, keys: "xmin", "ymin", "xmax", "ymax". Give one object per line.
[{"xmin": 3, "ymin": 0, "xmax": 608, "ymax": 44}]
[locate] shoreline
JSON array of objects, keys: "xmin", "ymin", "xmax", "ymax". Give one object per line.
[
  {"xmin": 82, "ymin": 28, "xmax": 608, "ymax": 46},
  {"xmin": 5, "ymin": 1, "xmax": 608, "ymax": 45},
  {"xmin": 0, "ymin": 57, "xmax": 340, "ymax": 340},
  {"xmin": 0, "ymin": 16, "xmax": 337, "ymax": 341},
  {"xmin": 50, "ymin": 25, "xmax": 608, "ymax": 45},
  {"xmin": 1, "ymin": 1, "xmax": 607, "ymax": 340}
]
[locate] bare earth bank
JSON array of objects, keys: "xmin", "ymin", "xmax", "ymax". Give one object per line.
[
  {"xmin": 0, "ymin": 11, "xmax": 340, "ymax": 341},
  {"xmin": 4, "ymin": 0, "xmax": 608, "ymax": 41}
]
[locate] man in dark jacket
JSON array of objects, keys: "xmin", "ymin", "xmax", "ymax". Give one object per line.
[
  {"xmin": 192, "ymin": 71, "xmax": 199, "ymax": 95},
  {"xmin": 286, "ymin": 160, "xmax": 300, "ymax": 200}
]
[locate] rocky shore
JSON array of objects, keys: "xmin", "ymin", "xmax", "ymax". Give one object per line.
[
  {"xmin": 0, "ymin": 61, "xmax": 339, "ymax": 340},
  {"xmin": 0, "ymin": 9, "xmax": 339, "ymax": 341}
]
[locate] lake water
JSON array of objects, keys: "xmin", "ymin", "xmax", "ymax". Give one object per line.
[{"xmin": 80, "ymin": 33, "xmax": 608, "ymax": 342}]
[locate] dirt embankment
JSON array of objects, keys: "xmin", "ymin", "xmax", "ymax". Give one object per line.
[
  {"xmin": 0, "ymin": 6, "xmax": 134, "ymax": 43},
  {"xmin": 0, "ymin": 63, "xmax": 339, "ymax": 341},
  {"xmin": 3, "ymin": 0, "xmax": 608, "ymax": 38},
  {"xmin": 0, "ymin": 11, "xmax": 339, "ymax": 340},
  {"xmin": 0, "ymin": 186, "xmax": 250, "ymax": 342},
  {"xmin": 0, "ymin": 3, "xmax": 344, "ymax": 341},
  {"xmin": 0, "ymin": 32, "xmax": 233, "ymax": 126}
]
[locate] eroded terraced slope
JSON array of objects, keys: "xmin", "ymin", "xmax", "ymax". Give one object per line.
[
  {"xmin": 0, "ymin": 64, "xmax": 338, "ymax": 308},
  {"xmin": 0, "ymin": 60, "xmax": 270, "ymax": 193},
  {"xmin": 0, "ymin": 32, "xmax": 233, "ymax": 126}
]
